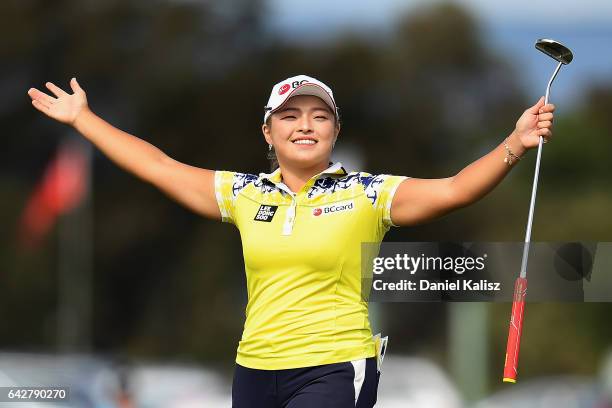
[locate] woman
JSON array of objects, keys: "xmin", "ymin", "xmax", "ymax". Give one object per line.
[{"xmin": 27, "ymin": 74, "xmax": 555, "ymax": 407}]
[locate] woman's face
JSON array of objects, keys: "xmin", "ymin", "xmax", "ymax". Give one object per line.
[{"xmin": 262, "ymin": 95, "xmax": 339, "ymax": 169}]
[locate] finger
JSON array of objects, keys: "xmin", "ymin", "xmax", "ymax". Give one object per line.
[
  {"xmin": 30, "ymin": 94, "xmax": 51, "ymax": 109},
  {"xmin": 45, "ymin": 82, "xmax": 68, "ymax": 98},
  {"xmin": 539, "ymin": 103, "xmax": 555, "ymax": 113},
  {"xmin": 530, "ymin": 133, "xmax": 549, "ymax": 144},
  {"xmin": 538, "ymin": 112, "xmax": 554, "ymax": 121},
  {"xmin": 537, "ymin": 120, "xmax": 553, "ymax": 129},
  {"xmin": 69, "ymin": 77, "xmax": 83, "ymax": 94},
  {"xmin": 31, "ymin": 99, "xmax": 50, "ymax": 113},
  {"xmin": 527, "ymin": 96, "xmax": 545, "ymax": 114},
  {"xmin": 538, "ymin": 128, "xmax": 552, "ymax": 138},
  {"xmin": 28, "ymin": 88, "xmax": 57, "ymax": 105}
]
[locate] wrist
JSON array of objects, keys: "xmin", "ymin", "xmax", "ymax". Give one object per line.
[
  {"xmin": 508, "ymin": 130, "xmax": 527, "ymax": 157},
  {"xmin": 72, "ymin": 106, "xmax": 92, "ymax": 130},
  {"xmin": 502, "ymin": 131, "xmax": 526, "ymax": 166}
]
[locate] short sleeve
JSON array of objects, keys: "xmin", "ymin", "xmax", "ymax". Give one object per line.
[
  {"xmin": 370, "ymin": 174, "xmax": 408, "ymax": 228},
  {"xmin": 214, "ymin": 170, "xmax": 237, "ymax": 224},
  {"xmin": 214, "ymin": 170, "xmax": 259, "ymax": 225}
]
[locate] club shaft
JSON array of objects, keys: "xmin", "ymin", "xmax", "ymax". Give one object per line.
[
  {"xmin": 545, "ymin": 61, "xmax": 563, "ymax": 106},
  {"xmin": 519, "ymin": 61, "xmax": 563, "ymax": 279}
]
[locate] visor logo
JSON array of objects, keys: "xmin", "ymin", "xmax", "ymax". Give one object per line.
[
  {"xmin": 279, "ymin": 84, "xmax": 290, "ymax": 95},
  {"xmin": 292, "ymin": 79, "xmax": 308, "ymax": 88}
]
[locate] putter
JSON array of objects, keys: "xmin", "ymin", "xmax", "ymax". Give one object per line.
[{"xmin": 503, "ymin": 39, "xmax": 574, "ymax": 383}]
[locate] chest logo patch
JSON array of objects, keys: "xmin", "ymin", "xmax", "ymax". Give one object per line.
[
  {"xmin": 312, "ymin": 200, "xmax": 355, "ymax": 217},
  {"xmin": 254, "ymin": 205, "xmax": 278, "ymax": 222}
]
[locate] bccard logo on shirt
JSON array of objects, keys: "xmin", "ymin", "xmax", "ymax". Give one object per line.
[
  {"xmin": 254, "ymin": 205, "xmax": 278, "ymax": 222},
  {"xmin": 312, "ymin": 200, "xmax": 354, "ymax": 217},
  {"xmin": 278, "ymin": 84, "xmax": 290, "ymax": 95}
]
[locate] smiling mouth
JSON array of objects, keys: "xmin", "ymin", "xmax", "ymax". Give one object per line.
[{"xmin": 292, "ymin": 139, "xmax": 317, "ymax": 145}]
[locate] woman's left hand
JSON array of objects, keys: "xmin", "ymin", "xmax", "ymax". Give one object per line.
[{"xmin": 514, "ymin": 96, "xmax": 556, "ymax": 150}]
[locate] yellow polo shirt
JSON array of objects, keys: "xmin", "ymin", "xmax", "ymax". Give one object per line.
[{"xmin": 215, "ymin": 161, "xmax": 407, "ymax": 370}]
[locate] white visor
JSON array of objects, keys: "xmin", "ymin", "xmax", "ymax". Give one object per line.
[{"xmin": 263, "ymin": 75, "xmax": 338, "ymax": 123}]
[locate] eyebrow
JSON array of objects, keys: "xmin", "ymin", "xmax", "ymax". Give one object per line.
[
  {"xmin": 276, "ymin": 107, "xmax": 300, "ymax": 114},
  {"xmin": 276, "ymin": 107, "xmax": 333, "ymax": 114}
]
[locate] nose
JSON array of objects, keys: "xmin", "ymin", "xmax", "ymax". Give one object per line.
[{"xmin": 297, "ymin": 115, "xmax": 313, "ymax": 133}]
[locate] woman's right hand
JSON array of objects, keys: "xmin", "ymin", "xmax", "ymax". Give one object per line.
[{"xmin": 27, "ymin": 78, "xmax": 88, "ymax": 126}]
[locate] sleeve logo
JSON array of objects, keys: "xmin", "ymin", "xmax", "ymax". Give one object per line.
[{"xmin": 254, "ymin": 205, "xmax": 278, "ymax": 222}]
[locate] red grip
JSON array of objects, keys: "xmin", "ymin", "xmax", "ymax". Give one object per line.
[{"xmin": 503, "ymin": 277, "xmax": 528, "ymax": 383}]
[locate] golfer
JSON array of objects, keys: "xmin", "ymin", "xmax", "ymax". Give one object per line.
[{"xmin": 27, "ymin": 74, "xmax": 555, "ymax": 407}]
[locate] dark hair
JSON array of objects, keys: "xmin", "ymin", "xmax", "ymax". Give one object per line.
[
  {"xmin": 265, "ymin": 107, "xmax": 341, "ymax": 172},
  {"xmin": 265, "ymin": 116, "xmax": 280, "ymax": 172}
]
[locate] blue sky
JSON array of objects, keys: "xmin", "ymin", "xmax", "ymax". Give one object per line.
[
  {"xmin": 266, "ymin": 0, "xmax": 612, "ymax": 30},
  {"xmin": 265, "ymin": 0, "xmax": 612, "ymax": 108}
]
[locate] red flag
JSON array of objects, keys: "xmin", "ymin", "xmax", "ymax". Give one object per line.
[{"xmin": 18, "ymin": 140, "xmax": 89, "ymax": 248}]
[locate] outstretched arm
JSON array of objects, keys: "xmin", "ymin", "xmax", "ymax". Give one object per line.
[
  {"xmin": 390, "ymin": 96, "xmax": 556, "ymax": 227},
  {"xmin": 28, "ymin": 78, "xmax": 221, "ymax": 220}
]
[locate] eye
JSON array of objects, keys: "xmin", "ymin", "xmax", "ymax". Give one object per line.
[
  {"xmin": 315, "ymin": 115, "xmax": 329, "ymax": 120},
  {"xmin": 281, "ymin": 115, "xmax": 296, "ymax": 120}
]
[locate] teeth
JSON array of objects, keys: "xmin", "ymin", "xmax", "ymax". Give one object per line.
[{"xmin": 293, "ymin": 140, "xmax": 316, "ymax": 145}]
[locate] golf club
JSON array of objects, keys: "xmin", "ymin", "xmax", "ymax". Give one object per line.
[{"xmin": 503, "ymin": 38, "xmax": 574, "ymax": 383}]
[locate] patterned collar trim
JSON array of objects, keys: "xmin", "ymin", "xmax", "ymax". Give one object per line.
[{"xmin": 258, "ymin": 161, "xmax": 347, "ymax": 185}]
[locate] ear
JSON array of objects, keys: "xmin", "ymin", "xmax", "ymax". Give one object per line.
[{"xmin": 262, "ymin": 123, "xmax": 272, "ymax": 145}]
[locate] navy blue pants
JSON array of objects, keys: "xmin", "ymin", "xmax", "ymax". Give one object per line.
[{"xmin": 232, "ymin": 357, "xmax": 379, "ymax": 407}]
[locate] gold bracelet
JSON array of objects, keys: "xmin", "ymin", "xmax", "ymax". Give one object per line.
[{"xmin": 503, "ymin": 137, "xmax": 521, "ymax": 166}]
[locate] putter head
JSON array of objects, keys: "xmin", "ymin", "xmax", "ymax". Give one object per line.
[{"xmin": 535, "ymin": 39, "xmax": 573, "ymax": 65}]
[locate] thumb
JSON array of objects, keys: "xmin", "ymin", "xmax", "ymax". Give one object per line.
[
  {"xmin": 70, "ymin": 77, "xmax": 84, "ymax": 93},
  {"xmin": 527, "ymin": 96, "xmax": 545, "ymax": 114}
]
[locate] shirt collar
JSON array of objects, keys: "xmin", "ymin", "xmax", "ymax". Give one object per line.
[{"xmin": 259, "ymin": 161, "xmax": 347, "ymax": 184}]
